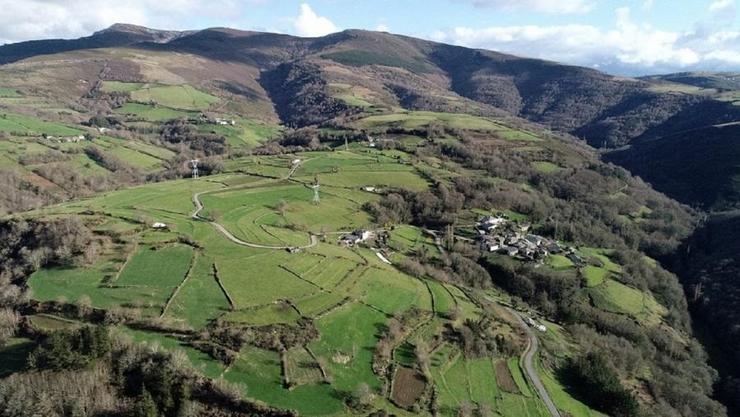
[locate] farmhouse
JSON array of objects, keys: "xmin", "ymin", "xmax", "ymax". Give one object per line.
[
  {"xmin": 214, "ymin": 117, "xmax": 236, "ymax": 126},
  {"xmin": 340, "ymin": 229, "xmax": 373, "ymax": 246},
  {"xmin": 151, "ymin": 222, "xmax": 168, "ymax": 230}
]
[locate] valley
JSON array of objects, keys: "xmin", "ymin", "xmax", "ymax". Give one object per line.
[{"xmin": 0, "ymin": 23, "xmax": 735, "ymax": 417}]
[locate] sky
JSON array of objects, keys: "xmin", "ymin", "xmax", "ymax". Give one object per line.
[{"xmin": 0, "ymin": 0, "xmax": 738, "ymax": 75}]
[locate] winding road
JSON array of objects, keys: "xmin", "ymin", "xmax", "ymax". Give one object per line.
[
  {"xmin": 190, "ymin": 158, "xmax": 318, "ymax": 250},
  {"xmin": 507, "ymin": 307, "xmax": 561, "ymax": 417},
  {"xmin": 192, "ymin": 162, "xmax": 560, "ymax": 416}
]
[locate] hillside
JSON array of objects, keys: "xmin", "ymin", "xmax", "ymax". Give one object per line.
[
  {"xmin": 0, "ymin": 25, "xmax": 740, "ymax": 213},
  {"xmin": 606, "ymin": 123, "xmax": 740, "ymax": 210},
  {"xmin": 0, "ymin": 24, "xmax": 733, "ymax": 417},
  {"xmin": 671, "ymin": 210, "xmax": 740, "ymax": 416}
]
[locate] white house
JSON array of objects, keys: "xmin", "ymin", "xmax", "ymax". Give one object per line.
[{"xmin": 152, "ymin": 222, "xmax": 168, "ymax": 229}]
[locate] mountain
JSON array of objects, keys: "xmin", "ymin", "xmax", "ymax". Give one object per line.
[
  {"xmin": 0, "ymin": 24, "xmax": 737, "ymax": 417},
  {"xmin": 0, "ymin": 23, "xmax": 189, "ymax": 65}
]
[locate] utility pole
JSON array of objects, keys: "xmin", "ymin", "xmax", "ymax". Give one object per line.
[
  {"xmin": 190, "ymin": 159, "xmax": 199, "ymax": 179},
  {"xmin": 312, "ymin": 175, "xmax": 320, "ymax": 205}
]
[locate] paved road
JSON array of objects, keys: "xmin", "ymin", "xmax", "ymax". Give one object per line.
[{"xmin": 507, "ymin": 307, "xmax": 561, "ymax": 417}]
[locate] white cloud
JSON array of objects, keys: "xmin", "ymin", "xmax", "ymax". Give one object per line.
[
  {"xmin": 462, "ymin": 0, "xmax": 594, "ymax": 14},
  {"xmin": 292, "ymin": 3, "xmax": 338, "ymax": 37},
  {"xmin": 430, "ymin": 6, "xmax": 740, "ymax": 74},
  {"xmin": 642, "ymin": 0, "xmax": 655, "ymax": 11},
  {"xmin": 376, "ymin": 23, "xmax": 390, "ymax": 32},
  {"xmin": 709, "ymin": 0, "xmax": 735, "ymax": 13},
  {"xmin": 0, "ymin": 0, "xmax": 251, "ymax": 44}
]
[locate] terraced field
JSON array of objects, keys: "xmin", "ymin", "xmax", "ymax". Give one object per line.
[{"xmin": 20, "ymin": 149, "xmax": 599, "ymax": 416}]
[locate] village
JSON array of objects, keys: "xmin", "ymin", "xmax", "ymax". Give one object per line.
[{"xmin": 475, "ymin": 214, "xmax": 583, "ymax": 265}]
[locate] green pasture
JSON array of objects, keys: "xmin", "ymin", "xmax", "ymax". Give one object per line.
[
  {"xmin": 115, "ymin": 102, "xmax": 199, "ymax": 121},
  {"xmin": 0, "ymin": 113, "xmax": 84, "ymax": 136},
  {"xmin": 224, "ymin": 346, "xmax": 343, "ymax": 416},
  {"xmin": 130, "ymin": 84, "xmax": 219, "ymax": 110},
  {"xmin": 100, "ymin": 81, "xmax": 146, "ymax": 93},
  {"xmin": 588, "ymin": 279, "xmax": 666, "ymax": 324},
  {"xmin": 308, "ymin": 302, "xmax": 386, "ymax": 391},
  {"xmin": 356, "ymin": 111, "xmax": 503, "ymax": 131},
  {"xmin": 164, "ymin": 253, "xmax": 230, "ymax": 329}
]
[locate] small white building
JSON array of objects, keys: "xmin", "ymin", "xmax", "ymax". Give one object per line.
[{"xmin": 152, "ymin": 222, "xmax": 168, "ymax": 230}]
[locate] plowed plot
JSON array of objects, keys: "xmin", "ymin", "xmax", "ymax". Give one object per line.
[
  {"xmin": 391, "ymin": 367, "xmax": 426, "ymax": 407},
  {"xmin": 495, "ymin": 359, "xmax": 520, "ymax": 394}
]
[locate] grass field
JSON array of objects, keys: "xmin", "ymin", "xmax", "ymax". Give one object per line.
[
  {"xmin": 583, "ymin": 265, "xmax": 609, "ymax": 287},
  {"xmin": 100, "ymin": 81, "xmax": 146, "ymax": 93},
  {"xmin": 532, "ymin": 161, "xmax": 562, "ymax": 173},
  {"xmin": 115, "ymin": 102, "xmax": 199, "ymax": 121},
  {"xmin": 0, "ymin": 113, "xmax": 84, "ymax": 136},
  {"xmin": 225, "ymin": 346, "xmax": 343, "ymax": 416},
  {"xmin": 18, "ymin": 148, "xmax": 580, "ymax": 416},
  {"xmin": 548, "ymin": 255, "xmax": 575, "ymax": 270},
  {"xmin": 430, "ymin": 353, "xmax": 549, "ymax": 417},
  {"xmin": 130, "ymin": 84, "xmax": 219, "ymax": 110},
  {"xmin": 164, "ymin": 253, "xmax": 230, "ymax": 328},
  {"xmin": 0, "ymin": 87, "xmax": 21, "ymax": 97},
  {"xmin": 357, "ymin": 111, "xmax": 503, "ymax": 131},
  {"xmin": 588, "ymin": 279, "xmax": 666, "ymax": 324},
  {"xmin": 309, "ymin": 302, "xmax": 386, "ymax": 391},
  {"xmin": 198, "ymin": 117, "xmax": 281, "ymax": 148}
]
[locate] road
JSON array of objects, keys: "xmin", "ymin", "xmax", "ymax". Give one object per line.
[
  {"xmin": 507, "ymin": 307, "xmax": 561, "ymax": 417},
  {"xmin": 190, "ymin": 158, "xmax": 319, "ymax": 250}
]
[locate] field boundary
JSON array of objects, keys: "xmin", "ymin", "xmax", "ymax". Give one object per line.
[
  {"xmin": 160, "ymin": 250, "xmax": 199, "ymax": 318},
  {"xmin": 212, "ymin": 263, "xmax": 235, "ymax": 311}
]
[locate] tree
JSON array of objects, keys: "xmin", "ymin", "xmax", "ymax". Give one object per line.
[
  {"xmin": 352, "ymin": 383, "xmax": 375, "ymax": 408},
  {"xmin": 566, "ymin": 352, "xmax": 640, "ymax": 417},
  {"xmin": 414, "ymin": 338, "xmax": 431, "ymax": 378},
  {"xmin": 131, "ymin": 389, "xmax": 159, "ymax": 417},
  {"xmin": 0, "ymin": 308, "xmax": 20, "ymax": 346}
]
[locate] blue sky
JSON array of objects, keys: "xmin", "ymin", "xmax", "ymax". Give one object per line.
[{"xmin": 0, "ymin": 0, "xmax": 738, "ymax": 75}]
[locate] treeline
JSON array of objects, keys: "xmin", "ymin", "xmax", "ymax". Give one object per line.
[{"xmin": 0, "ymin": 326, "xmax": 297, "ymax": 417}]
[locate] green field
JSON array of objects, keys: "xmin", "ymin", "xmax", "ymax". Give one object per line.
[
  {"xmin": 588, "ymin": 279, "xmax": 666, "ymax": 324},
  {"xmin": 225, "ymin": 346, "xmax": 343, "ymax": 416},
  {"xmin": 19, "ymin": 149, "xmax": 580, "ymax": 416},
  {"xmin": 0, "ymin": 113, "xmax": 84, "ymax": 136},
  {"xmin": 199, "ymin": 117, "xmax": 281, "ymax": 147},
  {"xmin": 532, "ymin": 161, "xmax": 562, "ymax": 173},
  {"xmin": 115, "ymin": 102, "xmax": 199, "ymax": 121},
  {"xmin": 357, "ymin": 111, "xmax": 503, "ymax": 131},
  {"xmin": 0, "ymin": 87, "xmax": 21, "ymax": 98},
  {"xmin": 583, "ymin": 265, "xmax": 609, "ymax": 287},
  {"xmin": 130, "ymin": 84, "xmax": 219, "ymax": 110},
  {"xmin": 100, "ymin": 81, "xmax": 146, "ymax": 93},
  {"xmin": 309, "ymin": 302, "xmax": 386, "ymax": 391}
]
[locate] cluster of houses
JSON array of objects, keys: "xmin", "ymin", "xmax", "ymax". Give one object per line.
[
  {"xmin": 476, "ymin": 215, "xmax": 575, "ymax": 263},
  {"xmin": 42, "ymin": 134, "xmax": 87, "ymax": 143}
]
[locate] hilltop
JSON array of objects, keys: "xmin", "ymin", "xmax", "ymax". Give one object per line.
[{"xmin": 2, "ymin": 24, "xmax": 739, "ymax": 209}]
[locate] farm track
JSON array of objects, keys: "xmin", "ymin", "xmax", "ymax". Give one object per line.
[{"xmin": 190, "ymin": 159, "xmax": 319, "ymax": 250}]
